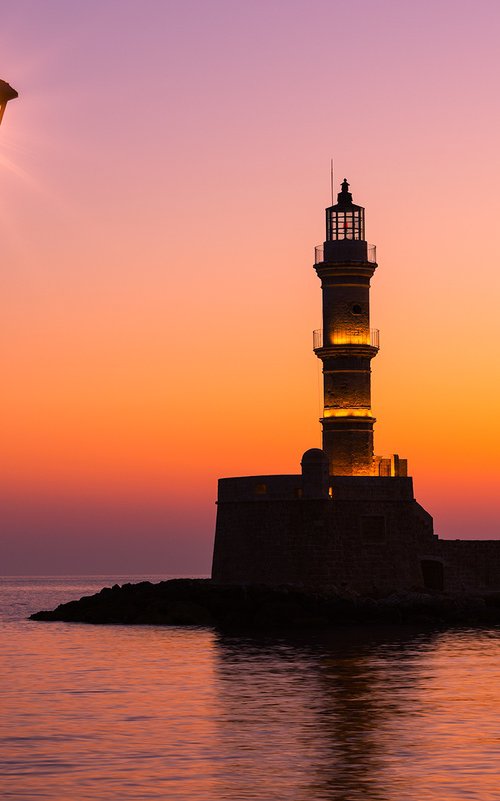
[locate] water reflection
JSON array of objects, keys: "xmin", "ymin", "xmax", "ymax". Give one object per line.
[
  {"xmin": 311, "ymin": 630, "xmax": 437, "ymax": 801},
  {"xmin": 211, "ymin": 628, "xmax": 495, "ymax": 801},
  {"xmin": 313, "ymin": 651, "xmax": 390, "ymax": 800}
]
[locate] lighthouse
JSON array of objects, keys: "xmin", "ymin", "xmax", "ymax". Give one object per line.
[
  {"xmin": 313, "ymin": 179, "xmax": 378, "ymax": 475},
  {"xmin": 212, "ymin": 173, "xmax": 500, "ymax": 595},
  {"xmin": 212, "ymin": 176, "xmax": 445, "ymax": 593}
]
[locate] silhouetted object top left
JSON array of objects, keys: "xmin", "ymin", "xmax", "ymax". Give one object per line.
[{"xmin": 0, "ymin": 80, "xmax": 18, "ymax": 126}]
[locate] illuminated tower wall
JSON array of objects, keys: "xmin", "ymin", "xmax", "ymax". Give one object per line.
[{"xmin": 313, "ymin": 180, "xmax": 379, "ymax": 476}]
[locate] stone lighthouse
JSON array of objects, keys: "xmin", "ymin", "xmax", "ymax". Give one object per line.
[
  {"xmin": 314, "ymin": 179, "xmax": 379, "ymax": 476},
  {"xmin": 211, "ymin": 176, "xmax": 445, "ymax": 593},
  {"xmin": 212, "ymin": 174, "xmax": 500, "ymax": 594}
]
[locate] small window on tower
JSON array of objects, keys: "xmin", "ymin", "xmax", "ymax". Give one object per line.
[{"xmin": 351, "ymin": 304, "xmax": 362, "ymax": 315}]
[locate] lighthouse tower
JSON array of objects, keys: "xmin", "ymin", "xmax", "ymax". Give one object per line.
[
  {"xmin": 212, "ymin": 175, "xmax": 444, "ymax": 593},
  {"xmin": 313, "ymin": 179, "xmax": 379, "ymax": 476}
]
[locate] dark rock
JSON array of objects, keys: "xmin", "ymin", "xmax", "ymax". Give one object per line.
[{"xmin": 28, "ymin": 579, "xmax": 500, "ymax": 630}]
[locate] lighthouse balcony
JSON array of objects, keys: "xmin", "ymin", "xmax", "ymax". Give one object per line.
[
  {"xmin": 315, "ymin": 242, "xmax": 377, "ymax": 265},
  {"xmin": 313, "ymin": 328, "xmax": 380, "ymax": 351}
]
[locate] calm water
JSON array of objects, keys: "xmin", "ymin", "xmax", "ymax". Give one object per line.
[{"xmin": 1, "ymin": 576, "xmax": 500, "ymax": 800}]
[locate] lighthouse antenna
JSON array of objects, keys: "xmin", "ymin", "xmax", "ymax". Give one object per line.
[{"xmin": 330, "ymin": 158, "xmax": 334, "ymax": 205}]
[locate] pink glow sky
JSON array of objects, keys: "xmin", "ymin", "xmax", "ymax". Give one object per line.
[{"xmin": 1, "ymin": 0, "xmax": 499, "ymax": 574}]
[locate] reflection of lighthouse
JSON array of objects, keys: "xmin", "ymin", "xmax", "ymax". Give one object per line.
[{"xmin": 314, "ymin": 180, "xmax": 406, "ymax": 477}]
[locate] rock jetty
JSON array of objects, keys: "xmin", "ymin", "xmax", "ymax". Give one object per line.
[{"xmin": 29, "ymin": 579, "xmax": 500, "ymax": 629}]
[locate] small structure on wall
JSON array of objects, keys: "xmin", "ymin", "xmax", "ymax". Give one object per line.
[{"xmin": 211, "ymin": 180, "xmax": 500, "ymax": 595}]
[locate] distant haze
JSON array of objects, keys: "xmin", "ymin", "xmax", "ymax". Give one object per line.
[{"xmin": 1, "ymin": 0, "xmax": 499, "ymax": 574}]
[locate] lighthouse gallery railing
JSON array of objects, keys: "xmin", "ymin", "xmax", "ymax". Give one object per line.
[
  {"xmin": 313, "ymin": 328, "xmax": 380, "ymax": 350},
  {"xmin": 314, "ymin": 243, "xmax": 377, "ymax": 264}
]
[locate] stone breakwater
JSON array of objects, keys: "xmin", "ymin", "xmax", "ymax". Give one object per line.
[{"xmin": 29, "ymin": 579, "xmax": 500, "ymax": 629}]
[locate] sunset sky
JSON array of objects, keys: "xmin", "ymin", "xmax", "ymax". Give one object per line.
[{"xmin": 1, "ymin": 0, "xmax": 499, "ymax": 574}]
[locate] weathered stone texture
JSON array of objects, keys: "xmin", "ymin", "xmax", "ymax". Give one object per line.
[{"xmin": 436, "ymin": 541, "xmax": 500, "ymax": 593}]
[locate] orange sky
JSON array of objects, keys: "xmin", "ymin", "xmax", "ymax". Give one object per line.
[{"xmin": 1, "ymin": 0, "xmax": 499, "ymax": 573}]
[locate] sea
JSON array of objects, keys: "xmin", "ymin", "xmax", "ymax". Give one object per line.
[{"xmin": 1, "ymin": 575, "xmax": 500, "ymax": 801}]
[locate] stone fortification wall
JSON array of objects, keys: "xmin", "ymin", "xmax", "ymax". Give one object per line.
[
  {"xmin": 212, "ymin": 454, "xmax": 500, "ymax": 595},
  {"xmin": 212, "ymin": 473, "xmax": 439, "ymax": 595},
  {"xmin": 436, "ymin": 540, "xmax": 500, "ymax": 593}
]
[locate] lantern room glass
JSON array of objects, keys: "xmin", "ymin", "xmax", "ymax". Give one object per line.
[{"xmin": 326, "ymin": 205, "xmax": 365, "ymax": 241}]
